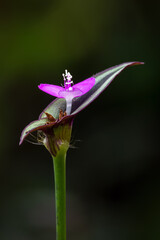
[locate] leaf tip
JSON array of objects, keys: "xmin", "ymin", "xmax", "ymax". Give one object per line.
[{"xmin": 130, "ymin": 61, "xmax": 145, "ymax": 66}]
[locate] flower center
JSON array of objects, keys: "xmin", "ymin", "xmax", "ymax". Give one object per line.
[
  {"xmin": 62, "ymin": 70, "xmax": 73, "ymax": 91},
  {"xmin": 61, "ymin": 70, "xmax": 83, "ymax": 115}
]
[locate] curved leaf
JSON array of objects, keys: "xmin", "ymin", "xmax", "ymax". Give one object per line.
[
  {"xmin": 71, "ymin": 61, "xmax": 144, "ymax": 114},
  {"xmin": 19, "ymin": 118, "xmax": 47, "ymax": 145}
]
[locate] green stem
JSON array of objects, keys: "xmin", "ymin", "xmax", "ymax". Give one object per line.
[{"xmin": 52, "ymin": 151, "xmax": 66, "ymax": 240}]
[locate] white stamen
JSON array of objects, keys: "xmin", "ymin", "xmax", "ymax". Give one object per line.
[
  {"xmin": 61, "ymin": 70, "xmax": 76, "ymax": 114},
  {"xmin": 62, "ymin": 69, "xmax": 74, "ymax": 90},
  {"xmin": 65, "ymin": 81, "xmax": 73, "ymax": 85}
]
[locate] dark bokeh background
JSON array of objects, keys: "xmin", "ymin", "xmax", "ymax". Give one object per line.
[{"xmin": 0, "ymin": 0, "xmax": 159, "ymax": 239}]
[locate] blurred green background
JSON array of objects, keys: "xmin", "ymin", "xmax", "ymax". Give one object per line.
[{"xmin": 0, "ymin": 0, "xmax": 159, "ymax": 239}]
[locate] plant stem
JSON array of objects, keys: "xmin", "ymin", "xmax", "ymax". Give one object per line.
[{"xmin": 52, "ymin": 151, "xmax": 66, "ymax": 240}]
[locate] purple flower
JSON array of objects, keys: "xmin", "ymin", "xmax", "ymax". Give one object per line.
[{"xmin": 38, "ymin": 70, "xmax": 95, "ymax": 114}]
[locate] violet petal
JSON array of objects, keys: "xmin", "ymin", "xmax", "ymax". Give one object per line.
[
  {"xmin": 73, "ymin": 77, "xmax": 95, "ymax": 94},
  {"xmin": 38, "ymin": 84, "xmax": 64, "ymax": 98}
]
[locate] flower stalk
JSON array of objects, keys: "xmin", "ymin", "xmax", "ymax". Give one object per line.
[
  {"xmin": 41, "ymin": 115, "xmax": 73, "ymax": 240},
  {"xmin": 52, "ymin": 150, "xmax": 67, "ymax": 240}
]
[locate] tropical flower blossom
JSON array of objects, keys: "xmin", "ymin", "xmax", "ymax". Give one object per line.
[{"xmin": 38, "ymin": 70, "xmax": 95, "ymax": 114}]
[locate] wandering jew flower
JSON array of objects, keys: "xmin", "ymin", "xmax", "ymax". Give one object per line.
[
  {"xmin": 38, "ymin": 69, "xmax": 95, "ymax": 115},
  {"xmin": 19, "ymin": 61, "xmax": 143, "ymax": 240},
  {"xmin": 20, "ymin": 62, "xmax": 144, "ymax": 152}
]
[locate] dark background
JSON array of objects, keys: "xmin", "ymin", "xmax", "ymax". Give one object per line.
[{"xmin": 0, "ymin": 0, "xmax": 159, "ymax": 239}]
